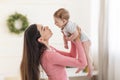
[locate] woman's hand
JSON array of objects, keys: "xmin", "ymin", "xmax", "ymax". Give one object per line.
[{"xmin": 65, "ymin": 36, "xmax": 71, "ymax": 41}]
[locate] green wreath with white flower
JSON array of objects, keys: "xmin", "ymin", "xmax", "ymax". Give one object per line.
[{"xmin": 7, "ymin": 12, "xmax": 29, "ymax": 34}]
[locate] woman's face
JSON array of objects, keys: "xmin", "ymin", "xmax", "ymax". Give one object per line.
[{"xmin": 37, "ymin": 24, "xmax": 53, "ymax": 41}]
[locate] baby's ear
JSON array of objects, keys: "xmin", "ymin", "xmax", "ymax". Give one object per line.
[
  {"xmin": 63, "ymin": 19, "xmax": 67, "ymax": 23},
  {"xmin": 38, "ymin": 37, "xmax": 42, "ymax": 42}
]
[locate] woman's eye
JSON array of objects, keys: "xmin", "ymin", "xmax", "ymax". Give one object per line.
[{"xmin": 43, "ymin": 28, "xmax": 45, "ymax": 31}]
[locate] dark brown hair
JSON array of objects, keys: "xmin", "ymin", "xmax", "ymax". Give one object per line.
[{"xmin": 20, "ymin": 24, "xmax": 47, "ymax": 80}]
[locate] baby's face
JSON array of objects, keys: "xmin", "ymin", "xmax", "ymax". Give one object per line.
[{"xmin": 54, "ymin": 17, "xmax": 65, "ymax": 28}]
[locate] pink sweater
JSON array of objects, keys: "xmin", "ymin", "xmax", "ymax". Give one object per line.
[{"xmin": 41, "ymin": 42, "xmax": 87, "ymax": 80}]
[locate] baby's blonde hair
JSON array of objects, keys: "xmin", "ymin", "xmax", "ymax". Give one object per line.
[{"xmin": 54, "ymin": 8, "xmax": 70, "ymax": 20}]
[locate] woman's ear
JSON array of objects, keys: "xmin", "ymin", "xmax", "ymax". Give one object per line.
[{"xmin": 38, "ymin": 37, "xmax": 43, "ymax": 42}]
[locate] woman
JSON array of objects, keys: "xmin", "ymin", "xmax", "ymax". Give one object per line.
[{"xmin": 20, "ymin": 24, "xmax": 87, "ymax": 80}]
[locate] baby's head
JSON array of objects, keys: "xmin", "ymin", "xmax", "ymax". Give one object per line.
[{"xmin": 54, "ymin": 8, "xmax": 70, "ymax": 29}]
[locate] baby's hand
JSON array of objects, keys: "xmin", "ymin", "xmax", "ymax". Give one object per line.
[{"xmin": 64, "ymin": 44, "xmax": 69, "ymax": 49}]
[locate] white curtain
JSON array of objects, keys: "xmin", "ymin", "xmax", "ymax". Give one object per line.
[
  {"xmin": 98, "ymin": 0, "xmax": 108, "ymax": 80},
  {"xmin": 98, "ymin": 0, "xmax": 120, "ymax": 80},
  {"xmin": 108, "ymin": 0, "xmax": 120, "ymax": 80}
]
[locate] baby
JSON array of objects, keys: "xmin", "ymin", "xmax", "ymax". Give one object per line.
[{"xmin": 53, "ymin": 8, "xmax": 93, "ymax": 77}]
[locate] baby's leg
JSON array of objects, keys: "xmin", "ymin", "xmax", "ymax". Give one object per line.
[
  {"xmin": 82, "ymin": 40, "xmax": 94, "ymax": 77},
  {"xmin": 82, "ymin": 40, "xmax": 93, "ymax": 69}
]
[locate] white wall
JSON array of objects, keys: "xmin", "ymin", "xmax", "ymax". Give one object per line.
[
  {"xmin": 90, "ymin": 0, "xmax": 100, "ymax": 70},
  {"xmin": 0, "ymin": 0, "xmax": 91, "ymax": 78}
]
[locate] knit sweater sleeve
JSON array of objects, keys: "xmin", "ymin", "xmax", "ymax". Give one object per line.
[
  {"xmin": 47, "ymin": 51, "xmax": 86, "ymax": 69},
  {"xmin": 50, "ymin": 42, "xmax": 76, "ymax": 58}
]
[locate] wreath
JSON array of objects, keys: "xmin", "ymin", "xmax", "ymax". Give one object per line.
[{"xmin": 7, "ymin": 12, "xmax": 29, "ymax": 34}]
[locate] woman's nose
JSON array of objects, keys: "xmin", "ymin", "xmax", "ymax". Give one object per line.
[
  {"xmin": 46, "ymin": 27, "xmax": 49, "ymax": 29},
  {"xmin": 44, "ymin": 26, "xmax": 49, "ymax": 29}
]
